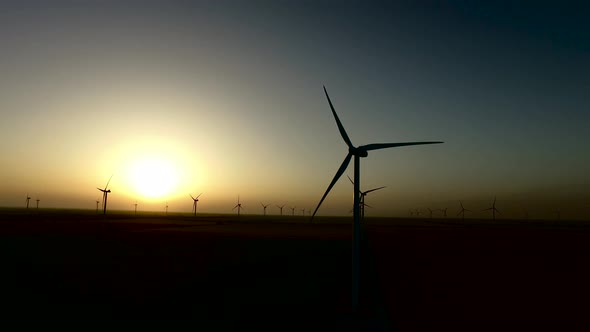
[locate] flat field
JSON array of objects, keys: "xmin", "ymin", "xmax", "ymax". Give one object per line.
[{"xmin": 1, "ymin": 209, "xmax": 589, "ymax": 331}]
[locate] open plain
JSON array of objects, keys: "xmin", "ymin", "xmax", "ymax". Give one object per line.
[{"xmin": 1, "ymin": 209, "xmax": 589, "ymax": 331}]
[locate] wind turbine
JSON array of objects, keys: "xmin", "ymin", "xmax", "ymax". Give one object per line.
[
  {"xmin": 165, "ymin": 202, "xmax": 169, "ymax": 216},
  {"xmin": 35, "ymin": 197, "xmax": 40, "ymax": 210},
  {"xmin": 439, "ymin": 208, "xmax": 448, "ymax": 218},
  {"xmin": 233, "ymin": 196, "xmax": 243, "ymax": 216},
  {"xmin": 276, "ymin": 204, "xmax": 285, "ymax": 216},
  {"xmin": 95, "ymin": 200, "xmax": 100, "ymax": 213},
  {"xmin": 290, "ymin": 206, "xmax": 296, "ymax": 216},
  {"xmin": 347, "ymin": 175, "xmax": 386, "ymax": 219},
  {"xmin": 134, "ymin": 201, "xmax": 138, "ymax": 215},
  {"xmin": 482, "ymin": 196, "xmax": 501, "ymax": 221},
  {"xmin": 301, "ymin": 208, "xmax": 305, "ymax": 216},
  {"xmin": 190, "ymin": 193, "xmax": 203, "ymax": 216},
  {"xmin": 25, "ymin": 194, "xmax": 31, "ymax": 209},
  {"xmin": 261, "ymin": 202, "xmax": 270, "ymax": 216},
  {"xmin": 311, "ymin": 85, "xmax": 443, "ymax": 311},
  {"xmin": 97, "ymin": 174, "xmax": 113, "ymax": 215},
  {"xmin": 457, "ymin": 201, "xmax": 471, "ymax": 220},
  {"xmin": 427, "ymin": 208, "xmax": 434, "ymax": 219}
]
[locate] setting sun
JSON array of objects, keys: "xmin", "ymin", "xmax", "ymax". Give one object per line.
[{"xmin": 128, "ymin": 158, "xmax": 179, "ymax": 199}]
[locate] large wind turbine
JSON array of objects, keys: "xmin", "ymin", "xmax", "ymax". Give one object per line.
[
  {"xmin": 457, "ymin": 201, "xmax": 471, "ymax": 220},
  {"xmin": 312, "ymin": 86, "xmax": 443, "ymax": 311},
  {"xmin": 233, "ymin": 196, "xmax": 243, "ymax": 216},
  {"xmin": 190, "ymin": 193, "xmax": 203, "ymax": 216},
  {"xmin": 261, "ymin": 202, "xmax": 270, "ymax": 216},
  {"xmin": 482, "ymin": 196, "xmax": 501, "ymax": 221},
  {"xmin": 97, "ymin": 174, "xmax": 113, "ymax": 215}
]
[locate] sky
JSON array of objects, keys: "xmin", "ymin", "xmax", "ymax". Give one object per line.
[{"xmin": 1, "ymin": 1, "xmax": 589, "ymax": 219}]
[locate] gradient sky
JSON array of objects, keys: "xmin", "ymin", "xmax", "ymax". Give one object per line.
[{"xmin": 1, "ymin": 1, "xmax": 589, "ymax": 219}]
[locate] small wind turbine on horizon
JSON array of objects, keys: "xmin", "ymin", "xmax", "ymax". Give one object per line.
[
  {"xmin": 290, "ymin": 206, "xmax": 296, "ymax": 216},
  {"xmin": 165, "ymin": 202, "xmax": 169, "ymax": 216},
  {"xmin": 457, "ymin": 201, "xmax": 471, "ymax": 220},
  {"xmin": 233, "ymin": 196, "xmax": 243, "ymax": 216},
  {"xmin": 482, "ymin": 196, "xmax": 502, "ymax": 221},
  {"xmin": 311, "ymin": 85, "xmax": 443, "ymax": 312},
  {"xmin": 36, "ymin": 197, "xmax": 40, "ymax": 210},
  {"xmin": 97, "ymin": 174, "xmax": 113, "ymax": 215},
  {"xmin": 134, "ymin": 201, "xmax": 138, "ymax": 215},
  {"xmin": 95, "ymin": 199, "xmax": 100, "ymax": 213},
  {"xmin": 347, "ymin": 175, "xmax": 386, "ymax": 220},
  {"xmin": 276, "ymin": 203, "xmax": 286, "ymax": 216},
  {"xmin": 261, "ymin": 202, "xmax": 270, "ymax": 216},
  {"xmin": 25, "ymin": 194, "xmax": 31, "ymax": 209},
  {"xmin": 439, "ymin": 208, "xmax": 448, "ymax": 217},
  {"xmin": 190, "ymin": 193, "xmax": 203, "ymax": 216}
]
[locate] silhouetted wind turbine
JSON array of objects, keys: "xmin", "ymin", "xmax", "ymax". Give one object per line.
[
  {"xmin": 312, "ymin": 86, "xmax": 443, "ymax": 312},
  {"xmin": 165, "ymin": 202, "xmax": 169, "ymax": 216},
  {"xmin": 25, "ymin": 194, "xmax": 31, "ymax": 209},
  {"xmin": 290, "ymin": 206, "xmax": 296, "ymax": 216},
  {"xmin": 276, "ymin": 204, "xmax": 285, "ymax": 216},
  {"xmin": 261, "ymin": 202, "xmax": 270, "ymax": 216},
  {"xmin": 427, "ymin": 208, "xmax": 434, "ymax": 219},
  {"xmin": 482, "ymin": 196, "xmax": 501, "ymax": 220},
  {"xmin": 233, "ymin": 196, "xmax": 243, "ymax": 216},
  {"xmin": 35, "ymin": 197, "xmax": 40, "ymax": 210},
  {"xmin": 301, "ymin": 208, "xmax": 305, "ymax": 216},
  {"xmin": 439, "ymin": 208, "xmax": 448, "ymax": 218},
  {"xmin": 95, "ymin": 199, "xmax": 100, "ymax": 213},
  {"xmin": 457, "ymin": 201, "xmax": 471, "ymax": 220},
  {"xmin": 97, "ymin": 174, "xmax": 113, "ymax": 215},
  {"xmin": 134, "ymin": 201, "xmax": 138, "ymax": 215},
  {"xmin": 347, "ymin": 175, "xmax": 386, "ymax": 219},
  {"xmin": 190, "ymin": 193, "xmax": 202, "ymax": 216}
]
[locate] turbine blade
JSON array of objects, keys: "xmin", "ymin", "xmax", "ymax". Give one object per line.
[
  {"xmin": 495, "ymin": 208, "xmax": 502, "ymax": 215},
  {"xmin": 360, "ymin": 141, "xmax": 443, "ymax": 151},
  {"xmin": 190, "ymin": 194, "xmax": 195, "ymax": 200},
  {"xmin": 312, "ymin": 153, "xmax": 352, "ymax": 218},
  {"xmin": 347, "ymin": 175, "xmax": 354, "ymax": 185},
  {"xmin": 233, "ymin": 205, "xmax": 238, "ymax": 210},
  {"xmin": 364, "ymin": 186, "xmax": 386, "ymax": 194},
  {"xmin": 323, "ymin": 86, "xmax": 354, "ymax": 149},
  {"xmin": 482, "ymin": 208, "xmax": 493, "ymax": 211},
  {"xmin": 197, "ymin": 193, "xmax": 203, "ymax": 199},
  {"xmin": 363, "ymin": 203, "xmax": 372, "ymax": 208},
  {"xmin": 104, "ymin": 173, "xmax": 114, "ymax": 190}
]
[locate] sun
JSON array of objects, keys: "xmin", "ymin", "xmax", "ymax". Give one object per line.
[{"xmin": 128, "ymin": 158, "xmax": 180, "ymax": 199}]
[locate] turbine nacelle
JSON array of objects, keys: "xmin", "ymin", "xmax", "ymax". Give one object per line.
[{"xmin": 350, "ymin": 147, "xmax": 368, "ymax": 158}]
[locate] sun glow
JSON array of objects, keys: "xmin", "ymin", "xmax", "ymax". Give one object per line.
[{"xmin": 128, "ymin": 158, "xmax": 179, "ymax": 199}]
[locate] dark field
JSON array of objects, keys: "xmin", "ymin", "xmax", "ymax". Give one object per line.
[{"xmin": 1, "ymin": 209, "xmax": 589, "ymax": 331}]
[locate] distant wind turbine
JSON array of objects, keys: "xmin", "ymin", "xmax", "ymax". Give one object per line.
[
  {"xmin": 165, "ymin": 202, "xmax": 169, "ymax": 216},
  {"xmin": 276, "ymin": 204, "xmax": 286, "ymax": 216},
  {"xmin": 457, "ymin": 201, "xmax": 471, "ymax": 220},
  {"xmin": 290, "ymin": 206, "xmax": 296, "ymax": 216},
  {"xmin": 36, "ymin": 197, "xmax": 40, "ymax": 210},
  {"xmin": 97, "ymin": 174, "xmax": 113, "ymax": 215},
  {"xmin": 95, "ymin": 199, "xmax": 100, "ymax": 213},
  {"xmin": 233, "ymin": 196, "xmax": 243, "ymax": 216},
  {"xmin": 311, "ymin": 85, "xmax": 443, "ymax": 311},
  {"xmin": 347, "ymin": 175, "xmax": 385, "ymax": 220},
  {"xmin": 439, "ymin": 208, "xmax": 448, "ymax": 218},
  {"xmin": 482, "ymin": 196, "xmax": 501, "ymax": 221},
  {"xmin": 261, "ymin": 202, "xmax": 270, "ymax": 216},
  {"xmin": 427, "ymin": 208, "xmax": 434, "ymax": 219},
  {"xmin": 134, "ymin": 201, "xmax": 138, "ymax": 215},
  {"xmin": 25, "ymin": 194, "xmax": 31, "ymax": 209},
  {"xmin": 190, "ymin": 193, "xmax": 203, "ymax": 216},
  {"xmin": 301, "ymin": 208, "xmax": 305, "ymax": 216}
]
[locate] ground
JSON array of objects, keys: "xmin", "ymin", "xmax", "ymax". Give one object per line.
[{"xmin": 1, "ymin": 209, "xmax": 589, "ymax": 331}]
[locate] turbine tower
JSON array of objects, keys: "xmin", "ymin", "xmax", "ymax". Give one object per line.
[
  {"xmin": 312, "ymin": 86, "xmax": 443, "ymax": 311},
  {"xmin": 97, "ymin": 174, "xmax": 113, "ymax": 215},
  {"xmin": 482, "ymin": 196, "xmax": 502, "ymax": 221},
  {"xmin": 233, "ymin": 195, "xmax": 243, "ymax": 216},
  {"xmin": 457, "ymin": 201, "xmax": 471, "ymax": 220},
  {"xmin": 290, "ymin": 206, "xmax": 296, "ymax": 216},
  {"xmin": 25, "ymin": 194, "xmax": 31, "ymax": 209},
  {"xmin": 261, "ymin": 202, "xmax": 270, "ymax": 216},
  {"xmin": 134, "ymin": 201, "xmax": 138, "ymax": 215},
  {"xmin": 190, "ymin": 193, "xmax": 203, "ymax": 217},
  {"xmin": 276, "ymin": 204, "xmax": 286, "ymax": 216},
  {"xmin": 36, "ymin": 197, "xmax": 40, "ymax": 210}
]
